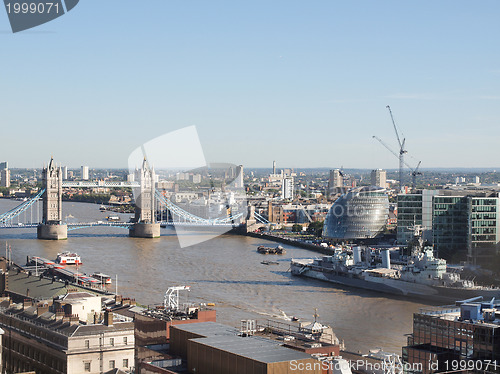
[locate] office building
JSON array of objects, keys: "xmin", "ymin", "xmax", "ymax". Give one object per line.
[
  {"xmin": 272, "ymin": 160, "xmax": 276, "ymax": 174},
  {"xmin": 234, "ymin": 165, "xmax": 244, "ymax": 188},
  {"xmin": 62, "ymin": 166, "xmax": 68, "ymax": 180},
  {"xmin": 0, "ymin": 162, "xmax": 7, "ymax": 170},
  {"xmin": 432, "ymin": 193, "xmax": 500, "ymax": 261},
  {"xmin": 323, "ymin": 186, "xmax": 389, "ymax": 239},
  {"xmin": 396, "ymin": 189, "xmax": 500, "ymax": 262},
  {"xmin": 281, "ymin": 176, "xmax": 294, "ymax": 200},
  {"xmin": 81, "ymin": 165, "xmax": 89, "ymax": 180},
  {"xmin": 328, "ymin": 169, "xmax": 343, "ymax": 196},
  {"xmin": 0, "ymin": 168, "xmax": 10, "ymax": 188},
  {"xmin": 370, "ymin": 169, "xmax": 387, "ymax": 189},
  {"xmin": 397, "ymin": 190, "xmax": 439, "ymax": 245},
  {"xmin": 191, "ymin": 173, "xmax": 201, "ymax": 184},
  {"xmin": 0, "ymin": 258, "xmax": 135, "ymax": 374},
  {"xmin": 402, "ymin": 297, "xmax": 500, "ymax": 374},
  {"xmin": 0, "ymin": 299, "xmax": 135, "ymax": 374}
]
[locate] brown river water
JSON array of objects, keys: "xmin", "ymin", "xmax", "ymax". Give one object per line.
[{"xmin": 0, "ymin": 199, "xmax": 429, "ymax": 353}]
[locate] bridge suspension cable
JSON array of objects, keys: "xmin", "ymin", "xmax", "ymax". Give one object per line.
[
  {"xmin": 155, "ymin": 190, "xmax": 243, "ymax": 225},
  {"xmin": 0, "ymin": 189, "xmax": 45, "ymax": 225}
]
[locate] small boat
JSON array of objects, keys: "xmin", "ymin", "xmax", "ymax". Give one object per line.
[
  {"xmin": 257, "ymin": 245, "xmax": 286, "ymax": 255},
  {"xmin": 56, "ymin": 252, "xmax": 82, "ymax": 265},
  {"xmin": 261, "ymin": 260, "xmax": 279, "ymax": 265},
  {"xmin": 99, "ymin": 205, "xmax": 107, "ymax": 211},
  {"xmin": 107, "ymin": 216, "xmax": 120, "ymax": 222},
  {"xmin": 91, "ymin": 272, "xmax": 112, "ymax": 284}
]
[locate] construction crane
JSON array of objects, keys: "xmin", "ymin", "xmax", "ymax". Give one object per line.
[
  {"xmin": 372, "ymin": 136, "xmax": 422, "ymax": 189},
  {"xmin": 385, "ymin": 105, "xmax": 407, "ymax": 192},
  {"xmin": 164, "ymin": 285, "xmax": 191, "ymax": 311},
  {"xmin": 411, "ymin": 161, "xmax": 422, "ymax": 189}
]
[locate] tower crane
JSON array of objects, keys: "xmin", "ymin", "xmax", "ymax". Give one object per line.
[
  {"xmin": 411, "ymin": 161, "xmax": 422, "ymax": 189},
  {"xmin": 385, "ymin": 105, "xmax": 407, "ymax": 192},
  {"xmin": 372, "ymin": 136, "xmax": 422, "ymax": 190}
]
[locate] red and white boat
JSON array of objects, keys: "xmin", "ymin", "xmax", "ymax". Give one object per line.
[
  {"xmin": 56, "ymin": 252, "xmax": 82, "ymax": 265},
  {"xmin": 91, "ymin": 273, "xmax": 112, "ymax": 284}
]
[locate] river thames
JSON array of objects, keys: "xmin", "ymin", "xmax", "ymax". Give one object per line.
[{"xmin": 0, "ymin": 199, "xmax": 430, "ymax": 354}]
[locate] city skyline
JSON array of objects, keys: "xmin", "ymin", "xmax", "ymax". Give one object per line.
[{"xmin": 1, "ymin": 1, "xmax": 500, "ymax": 168}]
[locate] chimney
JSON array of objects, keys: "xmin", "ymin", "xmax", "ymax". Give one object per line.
[
  {"xmin": 23, "ymin": 299, "xmax": 33, "ymax": 309},
  {"xmin": 115, "ymin": 295, "xmax": 122, "ymax": 304},
  {"xmin": 69, "ymin": 314, "xmax": 79, "ymax": 325},
  {"xmin": 37, "ymin": 304, "xmax": 49, "ymax": 316},
  {"xmin": 93, "ymin": 312, "xmax": 102, "ymax": 325},
  {"xmin": 104, "ymin": 310, "xmax": 113, "ymax": 326},
  {"xmin": 55, "ymin": 308, "xmax": 65, "ymax": 321}
]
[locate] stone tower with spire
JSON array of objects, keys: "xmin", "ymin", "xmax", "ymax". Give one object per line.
[
  {"xmin": 129, "ymin": 158, "xmax": 160, "ymax": 238},
  {"xmin": 42, "ymin": 157, "xmax": 63, "ymax": 224},
  {"xmin": 37, "ymin": 157, "xmax": 67, "ymax": 240},
  {"xmin": 134, "ymin": 158, "xmax": 156, "ymax": 223}
]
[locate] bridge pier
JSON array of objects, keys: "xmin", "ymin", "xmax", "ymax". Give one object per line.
[
  {"xmin": 37, "ymin": 224, "xmax": 67, "ymax": 240},
  {"xmin": 129, "ymin": 223, "xmax": 160, "ymax": 238}
]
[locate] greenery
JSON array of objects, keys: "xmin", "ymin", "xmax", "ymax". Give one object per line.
[
  {"xmin": 291, "ymin": 224, "xmax": 303, "ymax": 232},
  {"xmin": 307, "ymin": 220, "xmax": 324, "ymax": 237},
  {"xmin": 63, "ymin": 194, "xmax": 111, "ymax": 204}
]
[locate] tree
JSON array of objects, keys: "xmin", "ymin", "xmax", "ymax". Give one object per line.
[
  {"xmin": 291, "ymin": 224, "xmax": 303, "ymax": 233},
  {"xmin": 307, "ymin": 220, "xmax": 324, "ymax": 237}
]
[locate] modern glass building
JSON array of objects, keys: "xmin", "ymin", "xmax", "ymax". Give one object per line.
[
  {"xmin": 323, "ymin": 186, "xmax": 389, "ymax": 239},
  {"xmin": 432, "ymin": 196, "xmax": 469, "ymax": 259},
  {"xmin": 432, "ymin": 194, "xmax": 500, "ymax": 261},
  {"xmin": 397, "ymin": 190, "xmax": 438, "ymax": 245},
  {"xmin": 467, "ymin": 196, "xmax": 500, "ymax": 263}
]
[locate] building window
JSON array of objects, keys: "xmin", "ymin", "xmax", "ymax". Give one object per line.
[
  {"xmin": 84, "ymin": 361, "xmax": 91, "ymax": 372},
  {"xmin": 109, "ymin": 360, "xmax": 115, "ymax": 369},
  {"xmin": 85, "ymin": 340, "xmax": 90, "ymax": 348},
  {"xmin": 109, "ymin": 338, "xmax": 114, "ymax": 346},
  {"xmin": 123, "ymin": 359, "xmax": 128, "ymax": 368},
  {"xmin": 123, "ymin": 336, "xmax": 128, "ymax": 345}
]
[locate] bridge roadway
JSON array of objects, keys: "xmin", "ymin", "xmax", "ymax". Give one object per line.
[
  {"xmin": 0, "ymin": 221, "xmax": 239, "ymax": 230},
  {"xmin": 61, "ymin": 181, "xmax": 140, "ymax": 188}
]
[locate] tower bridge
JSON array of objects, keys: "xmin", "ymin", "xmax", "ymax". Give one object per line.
[{"xmin": 0, "ymin": 158, "xmax": 245, "ymax": 239}]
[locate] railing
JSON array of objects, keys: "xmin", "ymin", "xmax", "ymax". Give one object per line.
[{"xmin": 62, "ymin": 181, "xmax": 139, "ymax": 188}]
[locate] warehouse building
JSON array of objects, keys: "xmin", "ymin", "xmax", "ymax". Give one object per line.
[{"xmin": 170, "ymin": 322, "xmax": 324, "ymax": 374}]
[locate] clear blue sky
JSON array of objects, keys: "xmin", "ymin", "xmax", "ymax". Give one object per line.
[{"xmin": 1, "ymin": 0, "xmax": 499, "ymax": 169}]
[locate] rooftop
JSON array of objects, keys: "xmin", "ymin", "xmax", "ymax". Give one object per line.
[
  {"xmin": 190, "ymin": 334, "xmax": 313, "ymax": 364},
  {"xmin": 171, "ymin": 321, "xmax": 239, "ymax": 337},
  {"xmin": 0, "ymin": 299, "xmax": 134, "ymax": 338},
  {"xmin": 6, "ymin": 269, "xmax": 103, "ymax": 301}
]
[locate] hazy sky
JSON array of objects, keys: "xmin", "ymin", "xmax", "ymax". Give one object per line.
[{"xmin": 1, "ymin": 1, "xmax": 499, "ymax": 169}]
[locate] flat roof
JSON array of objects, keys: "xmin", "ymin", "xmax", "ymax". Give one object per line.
[
  {"xmin": 7, "ymin": 270, "xmax": 99, "ymax": 300},
  {"xmin": 190, "ymin": 335, "xmax": 313, "ymax": 364},
  {"xmin": 172, "ymin": 321, "xmax": 239, "ymax": 337},
  {"xmin": 173, "ymin": 322, "xmax": 314, "ymax": 364}
]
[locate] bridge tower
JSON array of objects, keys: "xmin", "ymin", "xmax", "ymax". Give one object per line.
[
  {"xmin": 37, "ymin": 157, "xmax": 67, "ymax": 240},
  {"xmin": 129, "ymin": 158, "xmax": 160, "ymax": 238}
]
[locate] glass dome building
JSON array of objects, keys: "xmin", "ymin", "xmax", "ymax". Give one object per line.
[{"xmin": 323, "ymin": 186, "xmax": 389, "ymax": 239}]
